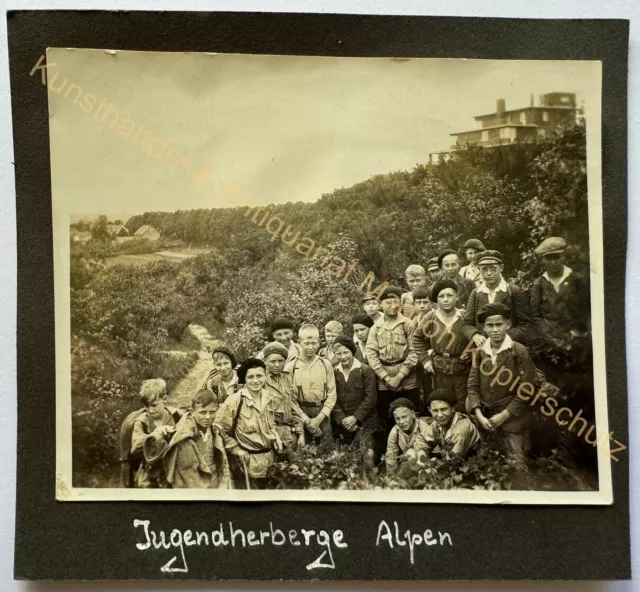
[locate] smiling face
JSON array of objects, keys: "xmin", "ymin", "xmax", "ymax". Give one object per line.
[
  {"xmin": 353, "ymin": 323, "xmax": 370, "ymax": 344},
  {"xmin": 272, "ymin": 328, "xmax": 293, "ymax": 347},
  {"xmin": 213, "ymin": 355, "xmax": 234, "ymax": 380},
  {"xmin": 441, "ymin": 253, "xmax": 460, "ymax": 280},
  {"xmin": 245, "ymin": 366, "xmax": 267, "ymax": 393},
  {"xmin": 265, "ymin": 352, "xmax": 286, "ymax": 376},
  {"xmin": 437, "ymin": 287, "xmax": 457, "ymax": 313},
  {"xmin": 192, "ymin": 401, "xmax": 217, "ymax": 430},
  {"xmin": 393, "ymin": 407, "xmax": 415, "ymax": 433},
  {"xmin": 381, "ymin": 295, "xmax": 400, "ymax": 317},
  {"xmin": 406, "ymin": 273, "xmax": 426, "ymax": 291},
  {"xmin": 429, "ymin": 399, "xmax": 455, "ymax": 429},
  {"xmin": 483, "ymin": 314, "xmax": 511, "ymax": 346},
  {"xmin": 333, "ymin": 343, "xmax": 354, "ymax": 368}
]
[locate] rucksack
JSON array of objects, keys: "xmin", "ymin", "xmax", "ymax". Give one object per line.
[{"xmin": 119, "ymin": 406, "xmax": 183, "ymax": 488}]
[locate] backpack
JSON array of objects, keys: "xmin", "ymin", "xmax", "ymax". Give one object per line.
[{"xmin": 119, "ymin": 406, "xmax": 183, "ymax": 488}]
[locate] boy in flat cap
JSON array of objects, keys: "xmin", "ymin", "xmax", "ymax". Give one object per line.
[
  {"xmin": 411, "ymin": 279, "xmax": 471, "ymax": 413},
  {"xmin": 423, "ymin": 388, "xmax": 480, "ymax": 459},
  {"xmin": 331, "ymin": 336, "xmax": 379, "ymax": 466},
  {"xmin": 285, "ymin": 323, "xmax": 337, "ymax": 445},
  {"xmin": 426, "ymin": 257, "xmax": 443, "ymax": 287},
  {"xmin": 530, "ymin": 237, "xmax": 590, "ymax": 346},
  {"xmin": 366, "ymin": 286, "xmax": 420, "ymax": 434},
  {"xmin": 438, "ymin": 249, "xmax": 474, "ymax": 309},
  {"xmin": 263, "ymin": 341, "xmax": 307, "ymax": 450},
  {"xmin": 466, "ymin": 302, "xmax": 536, "ymax": 464},
  {"xmin": 319, "ymin": 320, "xmax": 343, "ymax": 367},
  {"xmin": 401, "ymin": 264, "xmax": 427, "ymax": 318},
  {"xmin": 459, "ymin": 239, "xmax": 486, "ymax": 287},
  {"xmin": 362, "ymin": 293, "xmax": 383, "ymax": 323},
  {"xmin": 198, "ymin": 346, "xmax": 240, "ymax": 409},
  {"xmin": 462, "ymin": 250, "xmax": 535, "ymax": 348},
  {"xmin": 384, "ymin": 398, "xmax": 430, "ymax": 473},
  {"xmin": 256, "ymin": 317, "xmax": 301, "ymax": 365},
  {"xmin": 351, "ymin": 312, "xmax": 374, "ymax": 364}
]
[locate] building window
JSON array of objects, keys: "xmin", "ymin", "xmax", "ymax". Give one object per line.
[
  {"xmin": 519, "ymin": 112, "xmax": 526, "ymax": 124},
  {"xmin": 499, "ymin": 127, "xmax": 516, "ymax": 141},
  {"xmin": 542, "ymin": 111, "xmax": 549, "ymax": 122},
  {"xmin": 481, "ymin": 130, "xmax": 489, "ymax": 142}
]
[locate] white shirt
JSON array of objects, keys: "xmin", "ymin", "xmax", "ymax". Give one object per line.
[
  {"xmin": 336, "ymin": 357, "xmax": 362, "ymax": 382},
  {"xmin": 477, "ymin": 277, "xmax": 508, "ymax": 303},
  {"xmin": 434, "ymin": 307, "xmax": 464, "ymax": 331},
  {"xmin": 543, "ymin": 266, "xmax": 573, "ymax": 292},
  {"xmin": 481, "ymin": 333, "xmax": 513, "ymax": 362}
]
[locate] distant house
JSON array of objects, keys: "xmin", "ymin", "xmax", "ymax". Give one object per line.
[
  {"xmin": 134, "ymin": 224, "xmax": 161, "ymax": 241},
  {"xmin": 72, "ymin": 231, "xmax": 92, "ymax": 244},
  {"xmin": 107, "ymin": 224, "xmax": 130, "ymax": 238}
]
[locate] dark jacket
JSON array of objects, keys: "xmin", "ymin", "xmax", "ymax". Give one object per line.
[
  {"xmin": 462, "ymin": 282, "xmax": 534, "ymax": 345},
  {"xmin": 331, "ymin": 361, "xmax": 378, "ymax": 428},
  {"xmin": 455, "ymin": 275, "xmax": 475, "ymax": 310},
  {"xmin": 530, "ymin": 270, "xmax": 590, "ymax": 335}
]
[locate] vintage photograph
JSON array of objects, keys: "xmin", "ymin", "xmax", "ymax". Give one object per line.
[{"xmin": 51, "ymin": 49, "xmax": 611, "ymax": 502}]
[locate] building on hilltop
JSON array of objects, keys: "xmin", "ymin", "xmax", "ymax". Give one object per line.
[{"xmin": 428, "ymin": 92, "xmax": 579, "ymax": 164}]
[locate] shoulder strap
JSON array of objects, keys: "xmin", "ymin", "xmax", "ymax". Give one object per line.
[{"xmin": 230, "ymin": 395, "xmax": 244, "ymax": 439}]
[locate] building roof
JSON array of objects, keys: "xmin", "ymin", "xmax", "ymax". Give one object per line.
[
  {"xmin": 473, "ymin": 105, "xmax": 576, "ymax": 120},
  {"xmin": 451, "ymin": 123, "xmax": 537, "ymax": 136},
  {"xmin": 134, "ymin": 224, "xmax": 153, "ymax": 236}
]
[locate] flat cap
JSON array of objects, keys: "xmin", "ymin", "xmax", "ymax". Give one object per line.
[
  {"xmin": 262, "ymin": 341, "xmax": 289, "ymax": 360},
  {"xmin": 464, "ymin": 238, "xmax": 486, "ymax": 251},
  {"xmin": 379, "ymin": 285, "xmax": 404, "ymax": 301},
  {"xmin": 362, "ymin": 293, "xmax": 379, "ymax": 303},
  {"xmin": 476, "ymin": 250, "xmax": 503, "ymax": 266},
  {"xmin": 427, "ymin": 257, "xmax": 440, "ymax": 271},
  {"xmin": 535, "ymin": 236, "xmax": 567, "ymax": 256},
  {"xmin": 477, "ymin": 302, "xmax": 512, "ymax": 324},
  {"xmin": 270, "ymin": 317, "xmax": 295, "ymax": 333},
  {"xmin": 437, "ymin": 249, "xmax": 458, "ymax": 269}
]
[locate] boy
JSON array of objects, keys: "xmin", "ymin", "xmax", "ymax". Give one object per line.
[
  {"xmin": 319, "ymin": 320, "xmax": 343, "ymax": 366},
  {"xmin": 126, "ymin": 378, "xmax": 183, "ymax": 488},
  {"xmin": 256, "ymin": 317, "xmax": 301, "ymax": 364},
  {"xmin": 401, "ymin": 264, "xmax": 427, "ymax": 318},
  {"xmin": 466, "ymin": 302, "xmax": 536, "ymax": 464},
  {"xmin": 199, "ymin": 346, "xmax": 239, "ymax": 406},
  {"xmin": 146, "ymin": 390, "xmax": 232, "ymax": 488},
  {"xmin": 384, "ymin": 398, "xmax": 430, "ymax": 473},
  {"xmin": 411, "ymin": 279, "xmax": 471, "ymax": 412},
  {"xmin": 351, "ymin": 312, "xmax": 374, "ymax": 364},
  {"xmin": 262, "ymin": 341, "xmax": 306, "ymax": 449},
  {"xmin": 426, "ymin": 257, "xmax": 443, "ymax": 286},
  {"xmin": 215, "ymin": 359, "xmax": 283, "ymax": 489},
  {"xmin": 437, "ymin": 248, "xmax": 474, "ymax": 309},
  {"xmin": 331, "ymin": 336, "xmax": 378, "ymax": 467},
  {"xmin": 462, "ymin": 250, "xmax": 534, "ymax": 347},
  {"xmin": 285, "ymin": 324, "xmax": 337, "ymax": 445},
  {"xmin": 366, "ymin": 285, "xmax": 420, "ymax": 433},
  {"xmin": 423, "ymin": 388, "xmax": 480, "ymax": 459},
  {"xmin": 409, "ymin": 285, "xmax": 432, "ymax": 330},
  {"xmin": 362, "ymin": 293, "xmax": 382, "ymax": 323},
  {"xmin": 459, "ymin": 238, "xmax": 486, "ymax": 287}
]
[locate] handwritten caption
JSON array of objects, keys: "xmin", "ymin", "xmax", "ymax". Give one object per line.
[{"xmin": 133, "ymin": 519, "xmax": 453, "ymax": 574}]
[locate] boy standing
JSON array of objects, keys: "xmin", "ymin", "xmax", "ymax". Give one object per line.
[
  {"xmin": 256, "ymin": 317, "xmax": 301, "ymax": 364},
  {"xmin": 411, "ymin": 279, "xmax": 471, "ymax": 412},
  {"xmin": 199, "ymin": 346, "xmax": 239, "ymax": 406},
  {"xmin": 466, "ymin": 302, "xmax": 536, "ymax": 464},
  {"xmin": 285, "ymin": 324, "xmax": 337, "ymax": 445},
  {"xmin": 426, "ymin": 257, "xmax": 443, "ymax": 287},
  {"xmin": 362, "ymin": 293, "xmax": 383, "ymax": 323},
  {"xmin": 366, "ymin": 286, "xmax": 420, "ymax": 433},
  {"xmin": 351, "ymin": 312, "xmax": 374, "ymax": 364},
  {"xmin": 462, "ymin": 250, "xmax": 534, "ymax": 347},
  {"xmin": 437, "ymin": 249, "xmax": 474, "ymax": 309},
  {"xmin": 146, "ymin": 390, "xmax": 232, "ymax": 489},
  {"xmin": 459, "ymin": 239, "xmax": 486, "ymax": 287},
  {"xmin": 319, "ymin": 320, "xmax": 343, "ymax": 366},
  {"xmin": 401, "ymin": 264, "xmax": 427, "ymax": 318},
  {"xmin": 409, "ymin": 285, "xmax": 432, "ymax": 331}
]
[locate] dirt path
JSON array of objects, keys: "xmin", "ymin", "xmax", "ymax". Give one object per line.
[{"xmin": 166, "ymin": 324, "xmax": 222, "ymax": 408}]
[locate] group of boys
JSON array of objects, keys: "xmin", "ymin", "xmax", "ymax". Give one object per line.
[{"xmin": 123, "ymin": 235, "xmax": 591, "ymax": 488}]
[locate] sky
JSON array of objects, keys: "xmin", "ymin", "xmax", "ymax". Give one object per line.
[{"xmin": 47, "ymin": 49, "xmax": 600, "ymax": 220}]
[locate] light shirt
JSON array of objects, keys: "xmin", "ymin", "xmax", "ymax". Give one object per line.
[
  {"xmin": 481, "ymin": 333, "xmax": 513, "ymax": 362},
  {"xmin": 434, "ymin": 307, "xmax": 465, "ymax": 331},
  {"xmin": 543, "ymin": 266, "xmax": 573, "ymax": 292},
  {"xmin": 336, "ymin": 357, "xmax": 362, "ymax": 382},
  {"xmin": 477, "ymin": 277, "xmax": 508, "ymax": 303}
]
